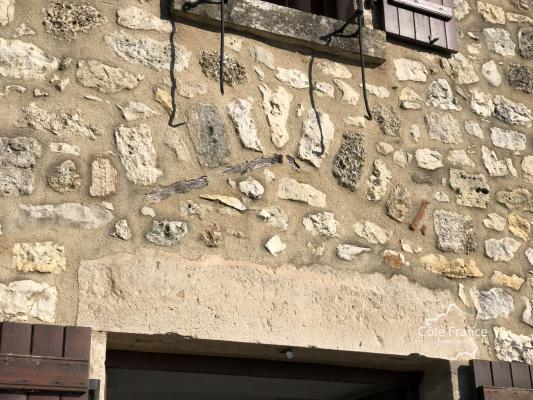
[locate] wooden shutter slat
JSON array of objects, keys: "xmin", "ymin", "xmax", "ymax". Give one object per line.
[
  {"xmin": 383, "ymin": 1, "xmax": 400, "ymax": 35},
  {"xmin": 61, "ymin": 328, "xmax": 91, "ymax": 400},
  {"xmin": 31, "ymin": 325, "xmax": 64, "ymax": 358},
  {"xmin": 444, "ymin": 19, "xmax": 457, "ymax": 51},
  {"xmin": 29, "ymin": 325, "xmax": 64, "ymax": 400},
  {"xmin": 472, "ymin": 360, "xmax": 494, "ymax": 388},
  {"xmin": 0, "ymin": 323, "xmax": 90, "ymax": 398},
  {"xmin": 492, "ymin": 361, "xmax": 513, "ymax": 388},
  {"xmin": 0, "ymin": 323, "xmax": 32, "ymax": 355},
  {"xmin": 62, "ymin": 327, "xmax": 91, "ymax": 360},
  {"xmin": 429, "ymin": 16, "xmax": 446, "ymax": 48},
  {"xmin": 398, "ymin": 8, "xmax": 416, "ymax": 39},
  {"xmin": 0, "ymin": 324, "xmax": 31, "ymax": 400},
  {"xmin": 511, "ymin": 362, "xmax": 533, "ymax": 389},
  {"xmin": 442, "ymin": 0, "xmax": 458, "ymax": 51},
  {"xmin": 414, "ymin": 12, "xmax": 431, "ymax": 43}
]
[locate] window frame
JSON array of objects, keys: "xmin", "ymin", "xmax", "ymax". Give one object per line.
[{"xmin": 173, "ymin": 0, "xmax": 387, "ymax": 66}]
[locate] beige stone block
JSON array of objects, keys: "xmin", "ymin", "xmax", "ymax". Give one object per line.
[{"xmin": 90, "ymin": 158, "xmax": 117, "ymax": 197}]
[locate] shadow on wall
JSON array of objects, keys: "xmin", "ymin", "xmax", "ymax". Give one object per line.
[{"xmin": 160, "ymin": 0, "xmax": 186, "ymax": 128}]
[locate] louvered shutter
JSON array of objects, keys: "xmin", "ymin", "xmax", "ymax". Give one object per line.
[
  {"xmin": 382, "ymin": 0, "xmax": 458, "ymax": 52},
  {"xmin": 470, "ymin": 359, "xmax": 533, "ymax": 399},
  {"xmin": 0, "ymin": 322, "xmax": 92, "ymax": 399}
]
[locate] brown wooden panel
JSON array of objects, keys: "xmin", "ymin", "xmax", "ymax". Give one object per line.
[
  {"xmin": 429, "ymin": 16, "xmax": 447, "ymax": 48},
  {"xmin": 61, "ymin": 328, "xmax": 91, "ymax": 400},
  {"xmin": 29, "ymin": 325, "xmax": 64, "ymax": 400},
  {"xmin": 481, "ymin": 387, "xmax": 533, "ymax": 399},
  {"xmin": 62, "ymin": 327, "xmax": 91, "ymax": 360},
  {"xmin": 414, "ymin": 12, "xmax": 431, "ymax": 44},
  {"xmin": 472, "ymin": 360, "xmax": 494, "ymax": 388},
  {"xmin": 0, "ymin": 323, "xmax": 32, "ymax": 355},
  {"xmin": 444, "ymin": 19, "xmax": 458, "ymax": 51},
  {"xmin": 383, "ymin": 0, "xmax": 400, "ymax": 35},
  {"xmin": 398, "ymin": 8, "xmax": 415, "ymax": 39},
  {"xmin": 492, "ymin": 361, "xmax": 513, "ymax": 388},
  {"xmin": 0, "ymin": 355, "xmax": 89, "ymax": 393},
  {"xmin": 31, "ymin": 325, "xmax": 64, "ymax": 358},
  {"xmin": 511, "ymin": 363, "xmax": 533, "ymax": 389},
  {"xmin": 0, "ymin": 323, "xmax": 31, "ymax": 400},
  {"xmin": 442, "ymin": 0, "xmax": 458, "ymax": 51},
  {"xmin": 382, "ymin": 0, "xmax": 457, "ymax": 52}
]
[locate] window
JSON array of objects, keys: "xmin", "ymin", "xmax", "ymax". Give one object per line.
[
  {"xmin": 173, "ymin": 0, "xmax": 387, "ymax": 65},
  {"xmin": 262, "ymin": 0, "xmax": 459, "ymax": 53},
  {"xmin": 260, "ymin": 0, "xmax": 356, "ymax": 21}
]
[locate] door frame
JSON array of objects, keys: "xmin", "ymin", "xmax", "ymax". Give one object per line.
[{"xmin": 106, "ymin": 350, "xmax": 422, "ymax": 399}]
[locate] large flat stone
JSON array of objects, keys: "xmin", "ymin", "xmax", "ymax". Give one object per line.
[
  {"xmin": 0, "ymin": 280, "xmax": 57, "ymax": 323},
  {"xmin": 187, "ymin": 103, "xmax": 230, "ymax": 168},
  {"xmin": 0, "ymin": 0, "xmax": 14, "ymax": 26},
  {"xmin": 433, "ymin": 209, "xmax": 476, "ymax": 254},
  {"xmin": 106, "ymin": 30, "xmax": 190, "ymax": 72},
  {"xmin": 493, "ymin": 327, "xmax": 533, "ymax": 364},
  {"xmin": 0, "ymin": 136, "xmax": 42, "ymax": 197},
  {"xmin": 19, "ymin": 203, "xmax": 113, "ymax": 229},
  {"xmin": 12, "ymin": 242, "xmax": 66, "ymax": 274},
  {"xmin": 0, "ymin": 39, "xmax": 59, "ymax": 79},
  {"xmin": 332, "ymin": 132, "xmax": 365, "ymax": 191},
  {"xmin": 76, "ymin": 60, "xmax": 141, "ymax": 93},
  {"xmin": 114, "ymin": 124, "xmax": 162, "ymax": 186},
  {"xmin": 77, "ymin": 249, "xmax": 479, "ymax": 361}
]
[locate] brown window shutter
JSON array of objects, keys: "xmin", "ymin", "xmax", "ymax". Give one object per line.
[
  {"xmin": 381, "ymin": 0, "xmax": 458, "ymax": 52},
  {"xmin": 0, "ymin": 322, "xmax": 91, "ymax": 399},
  {"xmin": 470, "ymin": 359, "xmax": 533, "ymax": 400}
]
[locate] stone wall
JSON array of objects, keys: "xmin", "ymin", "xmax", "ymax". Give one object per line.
[{"xmin": 0, "ymin": 0, "xmax": 532, "ymax": 377}]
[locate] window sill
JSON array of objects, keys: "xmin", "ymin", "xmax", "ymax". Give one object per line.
[{"xmin": 172, "ymin": 0, "xmax": 387, "ymax": 66}]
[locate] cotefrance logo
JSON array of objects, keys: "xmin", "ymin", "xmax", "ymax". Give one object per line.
[{"xmin": 418, "ymin": 304, "xmax": 489, "ymax": 361}]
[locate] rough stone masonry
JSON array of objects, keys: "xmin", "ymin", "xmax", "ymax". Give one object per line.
[{"xmin": 0, "ymin": 0, "xmax": 532, "ymax": 389}]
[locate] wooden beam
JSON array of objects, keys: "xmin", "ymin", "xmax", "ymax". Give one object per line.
[
  {"xmin": 107, "ymin": 350, "xmax": 422, "ymax": 387},
  {"xmin": 0, "ymin": 355, "xmax": 89, "ymax": 393}
]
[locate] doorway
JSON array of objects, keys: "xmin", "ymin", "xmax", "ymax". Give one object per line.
[{"xmin": 106, "ymin": 351, "xmax": 421, "ymax": 400}]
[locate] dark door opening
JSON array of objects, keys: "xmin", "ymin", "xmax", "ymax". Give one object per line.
[{"xmin": 106, "ymin": 351, "xmax": 421, "ymax": 400}]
